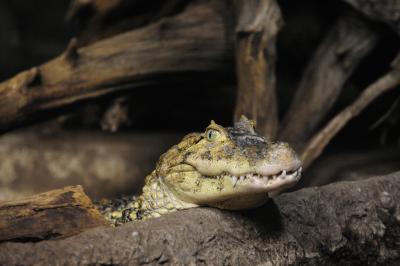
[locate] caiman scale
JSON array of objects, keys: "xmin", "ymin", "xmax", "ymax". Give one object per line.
[{"xmin": 99, "ymin": 116, "xmax": 302, "ymax": 225}]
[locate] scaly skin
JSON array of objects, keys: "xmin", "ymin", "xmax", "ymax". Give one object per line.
[{"xmin": 100, "ymin": 116, "xmax": 302, "ymax": 225}]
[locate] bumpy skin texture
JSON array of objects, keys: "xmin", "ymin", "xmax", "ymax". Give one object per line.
[{"xmin": 101, "ymin": 116, "xmax": 302, "ymax": 225}]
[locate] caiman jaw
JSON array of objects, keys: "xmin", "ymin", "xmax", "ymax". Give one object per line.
[
  {"xmin": 201, "ymin": 162, "xmax": 302, "ymax": 194},
  {"xmin": 224, "ymin": 167, "xmax": 302, "ymax": 190}
]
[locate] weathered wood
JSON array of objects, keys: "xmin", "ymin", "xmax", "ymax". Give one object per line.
[
  {"xmin": 1, "ymin": 172, "xmax": 399, "ymax": 264},
  {"xmin": 301, "ymin": 53, "xmax": 400, "ymax": 169},
  {"xmin": 0, "ymin": 0, "xmax": 233, "ymax": 133},
  {"xmin": 0, "ymin": 186, "xmax": 109, "ymax": 242},
  {"xmin": 279, "ymin": 14, "xmax": 379, "ymax": 151},
  {"xmin": 343, "ymin": 0, "xmax": 400, "ymax": 35},
  {"xmin": 234, "ymin": 0, "xmax": 282, "ymax": 139}
]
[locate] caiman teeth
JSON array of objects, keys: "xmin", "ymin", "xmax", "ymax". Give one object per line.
[
  {"xmin": 209, "ymin": 166, "xmax": 302, "ymax": 188},
  {"xmin": 223, "ymin": 166, "xmax": 302, "ymax": 186},
  {"xmin": 232, "ymin": 176, "xmax": 238, "ymax": 188}
]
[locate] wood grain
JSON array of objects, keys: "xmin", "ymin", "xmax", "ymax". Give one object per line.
[{"xmin": 0, "ymin": 186, "xmax": 109, "ymax": 242}]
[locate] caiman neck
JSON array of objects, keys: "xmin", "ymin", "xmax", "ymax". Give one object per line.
[{"xmin": 137, "ymin": 172, "xmax": 198, "ymax": 219}]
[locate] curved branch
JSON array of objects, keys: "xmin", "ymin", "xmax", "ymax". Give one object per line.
[
  {"xmin": 301, "ymin": 53, "xmax": 400, "ymax": 169},
  {"xmin": 279, "ymin": 14, "xmax": 379, "ymax": 151},
  {"xmin": 0, "ymin": 0, "xmax": 233, "ymax": 133}
]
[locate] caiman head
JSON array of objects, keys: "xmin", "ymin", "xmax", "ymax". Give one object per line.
[{"xmin": 155, "ymin": 116, "xmax": 302, "ymax": 210}]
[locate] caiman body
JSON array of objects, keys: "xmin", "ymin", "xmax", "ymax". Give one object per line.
[{"xmin": 100, "ymin": 116, "xmax": 302, "ymax": 225}]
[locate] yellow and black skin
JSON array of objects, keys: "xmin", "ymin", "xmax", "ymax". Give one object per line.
[{"xmin": 100, "ymin": 116, "xmax": 302, "ymax": 225}]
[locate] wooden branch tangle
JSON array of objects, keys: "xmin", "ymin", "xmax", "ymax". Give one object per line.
[
  {"xmin": 0, "ymin": 0, "xmax": 396, "ymax": 171},
  {"xmin": 279, "ymin": 14, "xmax": 379, "ymax": 152}
]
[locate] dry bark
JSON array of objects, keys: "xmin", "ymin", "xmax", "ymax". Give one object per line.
[
  {"xmin": 343, "ymin": 0, "xmax": 400, "ymax": 35},
  {"xmin": 1, "ymin": 172, "xmax": 399, "ymax": 265},
  {"xmin": 0, "ymin": 0, "xmax": 233, "ymax": 133},
  {"xmin": 301, "ymin": 53, "xmax": 400, "ymax": 169},
  {"xmin": 0, "ymin": 129, "xmax": 181, "ymax": 200},
  {"xmin": 279, "ymin": 14, "xmax": 379, "ymax": 151},
  {"xmin": 234, "ymin": 0, "xmax": 282, "ymax": 139},
  {"xmin": 0, "ymin": 186, "xmax": 108, "ymax": 243}
]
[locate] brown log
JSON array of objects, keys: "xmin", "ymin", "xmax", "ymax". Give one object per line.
[
  {"xmin": 279, "ymin": 14, "xmax": 379, "ymax": 151},
  {"xmin": 1, "ymin": 172, "xmax": 399, "ymax": 264},
  {"xmin": 0, "ymin": 0, "xmax": 233, "ymax": 133},
  {"xmin": 234, "ymin": 0, "xmax": 282, "ymax": 139},
  {"xmin": 0, "ymin": 186, "xmax": 109, "ymax": 242}
]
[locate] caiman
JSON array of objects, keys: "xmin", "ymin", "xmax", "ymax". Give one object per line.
[{"xmin": 99, "ymin": 116, "xmax": 302, "ymax": 225}]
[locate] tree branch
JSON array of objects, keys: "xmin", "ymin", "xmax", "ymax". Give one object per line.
[
  {"xmin": 279, "ymin": 14, "xmax": 379, "ymax": 151},
  {"xmin": 301, "ymin": 53, "xmax": 400, "ymax": 169},
  {"xmin": 0, "ymin": 0, "xmax": 233, "ymax": 133}
]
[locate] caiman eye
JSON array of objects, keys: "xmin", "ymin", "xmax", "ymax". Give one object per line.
[{"xmin": 206, "ymin": 129, "xmax": 219, "ymax": 141}]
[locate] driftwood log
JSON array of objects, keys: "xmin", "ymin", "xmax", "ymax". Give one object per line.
[
  {"xmin": 0, "ymin": 186, "xmax": 108, "ymax": 243},
  {"xmin": 0, "ymin": 0, "xmax": 233, "ymax": 133},
  {"xmin": 0, "ymin": 172, "xmax": 399, "ymax": 264}
]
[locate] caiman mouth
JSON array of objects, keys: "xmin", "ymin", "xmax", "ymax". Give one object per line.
[
  {"xmin": 173, "ymin": 160, "xmax": 302, "ymax": 194},
  {"xmin": 213, "ymin": 166, "xmax": 302, "ymax": 188}
]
